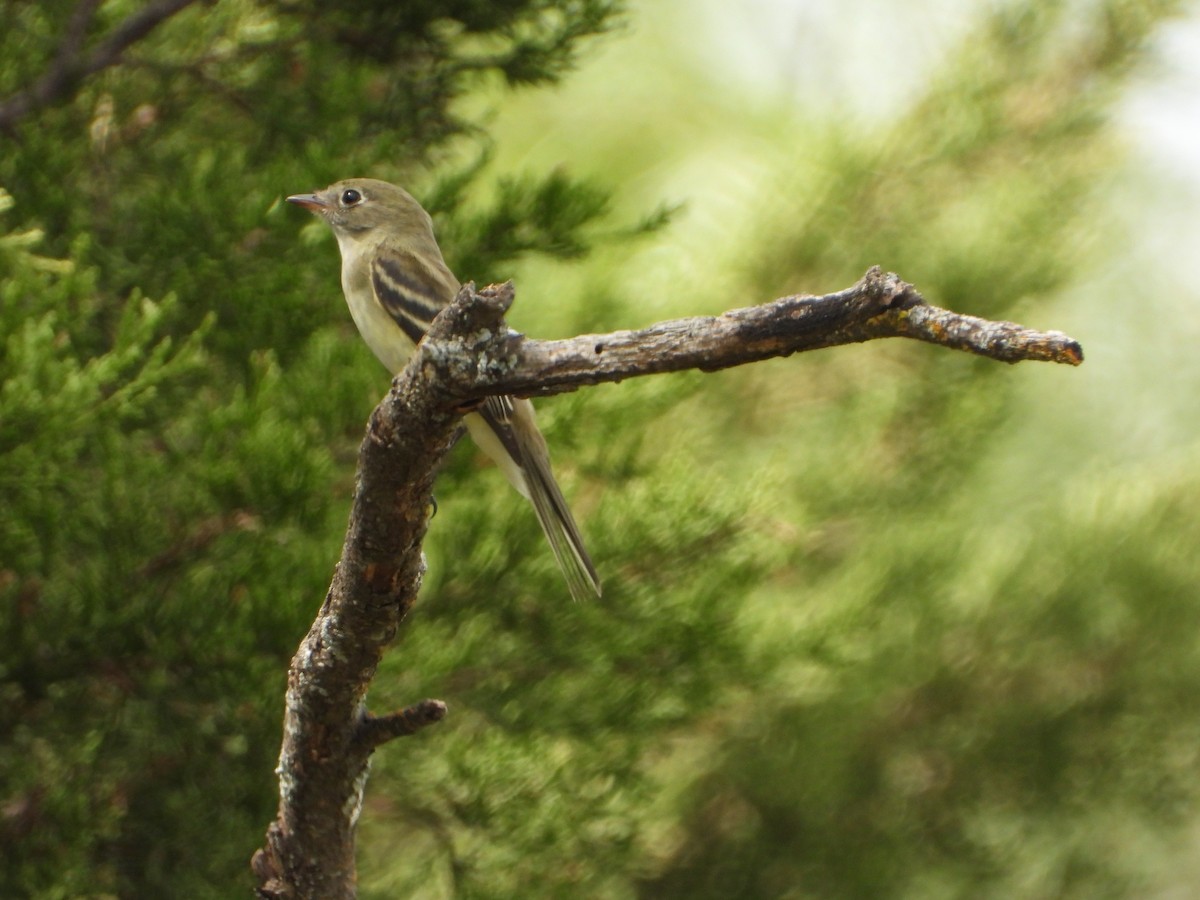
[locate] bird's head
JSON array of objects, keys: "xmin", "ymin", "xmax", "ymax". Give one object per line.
[{"xmin": 286, "ymin": 178, "xmax": 434, "ymax": 241}]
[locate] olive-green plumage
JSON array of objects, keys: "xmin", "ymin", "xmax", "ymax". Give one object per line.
[{"xmin": 287, "ymin": 179, "xmax": 600, "ymax": 601}]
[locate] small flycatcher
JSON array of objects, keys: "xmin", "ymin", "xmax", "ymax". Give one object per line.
[{"xmin": 287, "ymin": 179, "xmax": 600, "ymax": 601}]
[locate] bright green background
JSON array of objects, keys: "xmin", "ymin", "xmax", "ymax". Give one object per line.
[{"xmin": 3, "ymin": 1, "xmax": 1199, "ymax": 896}]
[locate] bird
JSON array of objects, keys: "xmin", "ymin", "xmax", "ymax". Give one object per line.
[{"xmin": 286, "ymin": 178, "xmax": 600, "ymax": 601}]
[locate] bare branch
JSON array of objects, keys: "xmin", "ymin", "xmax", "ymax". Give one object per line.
[
  {"xmin": 866, "ymin": 300, "xmax": 1084, "ymax": 365},
  {"xmin": 435, "ymin": 268, "xmax": 1083, "ymax": 402},
  {"xmin": 355, "ymin": 700, "xmax": 449, "ymax": 752},
  {"xmin": 0, "ymin": 0, "xmax": 201, "ymax": 133},
  {"xmin": 253, "ymin": 309, "xmax": 474, "ymax": 899},
  {"xmin": 254, "ymin": 268, "xmax": 1083, "ymax": 898}
]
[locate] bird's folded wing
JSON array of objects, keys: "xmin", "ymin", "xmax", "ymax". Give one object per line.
[{"xmin": 370, "ymin": 245, "xmax": 457, "ymax": 346}]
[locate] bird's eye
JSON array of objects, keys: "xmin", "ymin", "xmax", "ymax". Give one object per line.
[{"xmin": 341, "ymin": 189, "xmax": 362, "ymax": 206}]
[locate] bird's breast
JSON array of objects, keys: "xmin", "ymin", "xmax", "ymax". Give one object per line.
[{"xmin": 341, "ymin": 256, "xmax": 416, "ymax": 373}]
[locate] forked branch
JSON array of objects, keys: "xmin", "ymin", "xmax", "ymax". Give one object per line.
[{"xmin": 253, "ymin": 268, "xmax": 1082, "ymax": 899}]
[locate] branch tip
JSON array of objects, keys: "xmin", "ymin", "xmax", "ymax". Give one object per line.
[
  {"xmin": 478, "ymin": 280, "xmax": 516, "ymax": 312},
  {"xmin": 355, "ymin": 699, "xmax": 448, "ymax": 751},
  {"xmin": 1062, "ymin": 339, "xmax": 1084, "ymax": 366},
  {"xmin": 433, "ymin": 281, "xmax": 513, "ymax": 343}
]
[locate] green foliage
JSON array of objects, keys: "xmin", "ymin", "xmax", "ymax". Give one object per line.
[
  {"xmin": 1, "ymin": 0, "xmax": 1197, "ymax": 897},
  {"xmin": 636, "ymin": 463, "xmax": 1200, "ymax": 897},
  {"xmin": 0, "ymin": 190, "xmax": 335, "ymax": 897}
]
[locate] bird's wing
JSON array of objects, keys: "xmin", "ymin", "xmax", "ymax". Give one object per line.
[
  {"xmin": 369, "ymin": 243, "xmax": 458, "ymax": 346},
  {"xmin": 371, "ymin": 242, "xmax": 601, "ymax": 600}
]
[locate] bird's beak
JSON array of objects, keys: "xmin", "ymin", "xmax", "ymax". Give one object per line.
[{"xmin": 286, "ymin": 192, "xmax": 327, "ymax": 212}]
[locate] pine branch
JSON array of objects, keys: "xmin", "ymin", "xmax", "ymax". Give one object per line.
[
  {"xmin": 0, "ymin": 0, "xmax": 201, "ymax": 133},
  {"xmin": 253, "ymin": 269, "xmax": 1082, "ymax": 898}
]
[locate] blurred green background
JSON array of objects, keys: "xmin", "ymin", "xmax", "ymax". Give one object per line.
[{"xmin": 3, "ymin": 0, "xmax": 1199, "ymax": 896}]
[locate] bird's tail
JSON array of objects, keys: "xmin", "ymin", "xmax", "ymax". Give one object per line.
[{"xmin": 467, "ymin": 399, "xmax": 601, "ymax": 602}]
